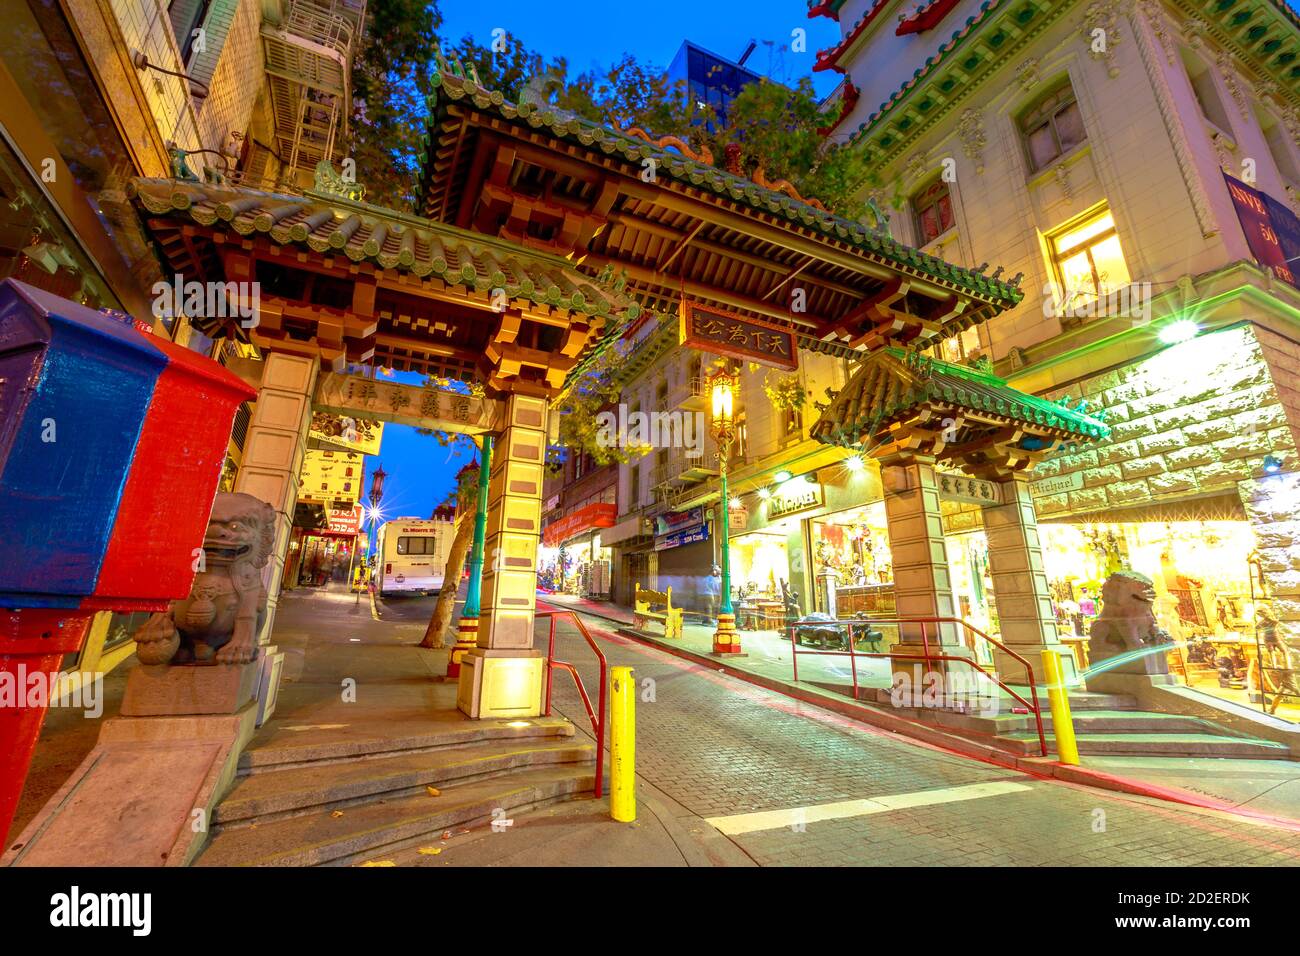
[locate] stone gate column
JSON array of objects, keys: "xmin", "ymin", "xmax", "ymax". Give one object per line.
[
  {"xmin": 457, "ymin": 392, "xmax": 549, "ymax": 718},
  {"xmin": 233, "ymin": 352, "xmax": 318, "ymax": 643},
  {"xmin": 880, "ymin": 458, "xmax": 969, "ymax": 695},
  {"xmin": 984, "ymin": 475, "xmax": 1078, "ymax": 686}
]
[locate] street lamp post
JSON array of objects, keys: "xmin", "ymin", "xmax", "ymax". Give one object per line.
[
  {"xmin": 708, "ymin": 366, "xmax": 742, "ymax": 655},
  {"xmin": 367, "ymin": 463, "xmax": 387, "ymax": 568}
]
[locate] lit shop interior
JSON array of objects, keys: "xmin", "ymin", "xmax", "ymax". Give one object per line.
[
  {"xmin": 1038, "ymin": 515, "xmax": 1292, "ymax": 716},
  {"xmin": 728, "ymin": 486, "xmax": 1293, "ymax": 715},
  {"xmin": 538, "ymin": 534, "xmax": 612, "ymax": 599}
]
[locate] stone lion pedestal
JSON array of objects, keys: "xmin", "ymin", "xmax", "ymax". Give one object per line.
[{"xmin": 3, "ymin": 494, "xmax": 281, "ymax": 868}]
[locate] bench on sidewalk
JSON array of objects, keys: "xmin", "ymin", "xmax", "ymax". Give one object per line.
[{"xmin": 634, "ymin": 584, "xmax": 683, "ymax": 638}]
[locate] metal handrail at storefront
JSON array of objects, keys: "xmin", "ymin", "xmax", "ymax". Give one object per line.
[
  {"xmin": 784, "ymin": 616, "xmax": 1048, "ymax": 758},
  {"xmin": 538, "ymin": 610, "xmax": 608, "ymax": 797}
]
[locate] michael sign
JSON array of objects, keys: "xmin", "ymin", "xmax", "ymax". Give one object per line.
[{"xmin": 50, "ymin": 886, "xmax": 151, "ymax": 936}]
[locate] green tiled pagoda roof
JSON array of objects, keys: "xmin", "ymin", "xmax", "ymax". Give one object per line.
[
  {"xmin": 417, "ymin": 66, "xmax": 1025, "ymax": 310},
  {"xmin": 813, "ymin": 346, "xmax": 1111, "ymax": 448},
  {"xmin": 128, "ymin": 177, "xmax": 640, "ymax": 324}
]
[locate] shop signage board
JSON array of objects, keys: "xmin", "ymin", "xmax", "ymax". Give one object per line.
[
  {"xmin": 655, "ymin": 523, "xmax": 710, "ymax": 551},
  {"xmin": 542, "ymin": 502, "xmax": 616, "ymax": 547},
  {"xmin": 299, "ymin": 450, "xmax": 364, "ymax": 505},
  {"xmin": 325, "ymin": 504, "xmax": 363, "ymax": 535},
  {"xmin": 768, "ymin": 481, "xmax": 823, "ymax": 520},
  {"xmin": 729, "ymin": 504, "xmax": 750, "ymax": 531},
  {"xmin": 1223, "ymin": 173, "xmax": 1300, "ymax": 291},
  {"xmin": 678, "ymin": 300, "xmax": 799, "ymax": 371},
  {"xmin": 937, "ymin": 472, "xmax": 1002, "ymax": 506},
  {"xmin": 656, "ymin": 507, "xmax": 706, "ymax": 536},
  {"xmin": 314, "ymin": 372, "xmax": 503, "ymax": 434},
  {"xmin": 1030, "ymin": 471, "xmax": 1084, "ymax": 497},
  {"xmin": 309, "ymin": 412, "xmax": 384, "ymax": 455}
]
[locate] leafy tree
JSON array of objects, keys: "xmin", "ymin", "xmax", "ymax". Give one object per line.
[
  {"xmin": 441, "ymin": 31, "xmax": 551, "ymax": 102},
  {"xmin": 718, "ymin": 76, "xmax": 870, "ymax": 219},
  {"xmin": 420, "ymin": 458, "xmax": 481, "ymax": 649},
  {"xmin": 350, "ymin": 0, "xmax": 442, "ymax": 209}
]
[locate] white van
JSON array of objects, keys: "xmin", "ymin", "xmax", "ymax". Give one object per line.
[{"xmin": 376, "ymin": 518, "xmax": 451, "ymax": 595}]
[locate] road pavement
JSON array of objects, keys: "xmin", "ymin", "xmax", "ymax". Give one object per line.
[{"xmin": 377, "ymin": 592, "xmax": 1300, "ymax": 866}]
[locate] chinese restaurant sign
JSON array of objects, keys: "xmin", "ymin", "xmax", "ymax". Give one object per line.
[
  {"xmin": 325, "ymin": 504, "xmax": 363, "ymax": 535},
  {"xmin": 299, "ymin": 450, "xmax": 364, "ymax": 505},
  {"xmin": 1223, "ymin": 173, "xmax": 1300, "ymax": 291},
  {"xmin": 678, "ymin": 300, "xmax": 799, "ymax": 370}
]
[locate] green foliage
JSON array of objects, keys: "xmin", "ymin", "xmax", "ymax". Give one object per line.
[
  {"xmin": 349, "ymin": 0, "xmax": 443, "ymax": 210},
  {"xmin": 551, "ymin": 346, "xmax": 649, "ymax": 467},
  {"xmin": 717, "ymin": 77, "xmax": 871, "ymax": 219},
  {"xmin": 555, "ymin": 55, "xmax": 707, "ymax": 139}
]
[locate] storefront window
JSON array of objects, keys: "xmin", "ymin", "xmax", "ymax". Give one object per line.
[
  {"xmin": 1039, "ymin": 519, "xmax": 1289, "ymax": 718},
  {"xmin": 810, "ymin": 502, "xmax": 894, "ymax": 616}
]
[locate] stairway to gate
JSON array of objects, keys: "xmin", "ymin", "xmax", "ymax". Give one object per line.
[
  {"xmin": 871, "ymin": 684, "xmax": 1293, "ymax": 760},
  {"xmin": 197, "ymin": 694, "xmax": 595, "ymax": 866}
]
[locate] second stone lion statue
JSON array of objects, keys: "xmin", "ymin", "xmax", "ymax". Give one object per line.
[
  {"xmin": 134, "ymin": 492, "xmax": 276, "ymax": 666},
  {"xmin": 1087, "ymin": 569, "xmax": 1174, "ymax": 676}
]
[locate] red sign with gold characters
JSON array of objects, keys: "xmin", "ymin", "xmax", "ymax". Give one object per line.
[{"xmin": 678, "ymin": 300, "xmax": 799, "ymax": 370}]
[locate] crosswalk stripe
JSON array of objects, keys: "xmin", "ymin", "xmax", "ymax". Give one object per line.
[{"xmin": 703, "ymin": 781, "xmax": 1033, "ymax": 835}]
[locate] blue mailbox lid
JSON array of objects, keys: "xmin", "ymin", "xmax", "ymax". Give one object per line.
[{"xmin": 0, "ymin": 280, "xmax": 165, "ymax": 608}]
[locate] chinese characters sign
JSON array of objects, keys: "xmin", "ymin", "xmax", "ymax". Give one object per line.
[
  {"xmin": 1223, "ymin": 173, "xmax": 1300, "ymax": 291},
  {"xmin": 678, "ymin": 300, "xmax": 799, "ymax": 371},
  {"xmin": 937, "ymin": 472, "xmax": 1002, "ymax": 506},
  {"xmin": 313, "ymin": 373, "xmax": 503, "ymax": 435}
]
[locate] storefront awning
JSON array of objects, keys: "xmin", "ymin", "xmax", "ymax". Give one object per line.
[
  {"xmin": 542, "ymin": 502, "xmax": 616, "ymax": 548},
  {"xmin": 812, "ymin": 347, "xmax": 1110, "ymax": 480}
]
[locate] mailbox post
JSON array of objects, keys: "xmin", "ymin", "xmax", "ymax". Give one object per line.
[{"xmin": 0, "ymin": 279, "xmax": 256, "ymax": 842}]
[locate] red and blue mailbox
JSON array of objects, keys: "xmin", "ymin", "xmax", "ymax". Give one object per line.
[{"xmin": 0, "ymin": 278, "xmax": 257, "ymax": 841}]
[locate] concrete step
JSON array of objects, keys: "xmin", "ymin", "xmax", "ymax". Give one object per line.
[
  {"xmin": 881, "ymin": 706, "xmax": 1242, "ymax": 740},
  {"xmin": 197, "ymin": 766, "xmax": 594, "ymax": 867},
  {"xmin": 239, "ymin": 716, "xmax": 576, "ymax": 772},
  {"xmin": 215, "ymin": 739, "xmax": 596, "ymax": 824},
  {"xmin": 1000, "ymin": 730, "xmax": 1293, "ymax": 759}
]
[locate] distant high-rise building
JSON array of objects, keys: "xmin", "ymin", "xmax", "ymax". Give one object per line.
[{"xmin": 666, "ymin": 40, "xmax": 764, "ymax": 129}]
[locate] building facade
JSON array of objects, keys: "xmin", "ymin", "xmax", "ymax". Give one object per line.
[{"xmin": 812, "ymin": 0, "xmax": 1300, "ymax": 711}]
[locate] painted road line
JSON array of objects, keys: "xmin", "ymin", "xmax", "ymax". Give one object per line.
[{"xmin": 704, "ymin": 781, "xmax": 1033, "ymax": 836}]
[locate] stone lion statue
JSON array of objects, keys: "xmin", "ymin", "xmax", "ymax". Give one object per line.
[
  {"xmin": 134, "ymin": 492, "xmax": 276, "ymax": 666},
  {"xmin": 1087, "ymin": 570, "xmax": 1173, "ymax": 676}
]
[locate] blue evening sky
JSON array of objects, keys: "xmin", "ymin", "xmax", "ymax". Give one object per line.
[{"xmin": 365, "ymin": 0, "xmax": 1300, "ymax": 518}]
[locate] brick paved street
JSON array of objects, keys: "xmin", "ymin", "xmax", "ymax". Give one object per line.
[{"xmin": 538, "ymin": 605, "xmax": 1300, "ymax": 867}]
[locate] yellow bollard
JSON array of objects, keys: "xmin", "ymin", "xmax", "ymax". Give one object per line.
[
  {"xmin": 609, "ymin": 666, "xmax": 636, "ymax": 822},
  {"xmin": 1040, "ymin": 650, "xmax": 1080, "ymax": 766}
]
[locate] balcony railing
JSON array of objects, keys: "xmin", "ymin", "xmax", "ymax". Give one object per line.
[{"xmin": 261, "ymin": 0, "xmax": 366, "ymax": 185}]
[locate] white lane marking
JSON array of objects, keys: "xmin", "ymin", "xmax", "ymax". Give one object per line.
[{"xmin": 703, "ymin": 781, "xmax": 1033, "ymax": 836}]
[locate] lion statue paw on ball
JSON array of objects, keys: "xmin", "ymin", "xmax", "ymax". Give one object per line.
[{"xmin": 134, "ymin": 492, "xmax": 276, "ymax": 666}]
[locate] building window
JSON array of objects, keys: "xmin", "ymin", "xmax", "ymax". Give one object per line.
[
  {"xmin": 934, "ymin": 327, "xmax": 981, "ymax": 365},
  {"xmin": 1020, "ymin": 83, "xmax": 1086, "ymax": 172},
  {"xmin": 629, "ymin": 463, "xmax": 640, "ymax": 510},
  {"xmin": 734, "ymin": 411, "xmax": 748, "ymax": 463},
  {"xmin": 1260, "ymin": 108, "xmax": 1300, "ymax": 187},
  {"xmin": 1182, "ymin": 51, "xmax": 1233, "ymax": 135},
  {"xmin": 1049, "ymin": 208, "xmax": 1133, "ymax": 309},
  {"xmin": 782, "ymin": 405, "xmax": 803, "ymax": 440},
  {"xmin": 913, "ymin": 179, "xmax": 955, "ymax": 244}
]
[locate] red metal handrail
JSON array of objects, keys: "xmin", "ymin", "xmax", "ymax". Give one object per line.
[
  {"xmin": 785, "ymin": 615, "xmax": 1048, "ymax": 758},
  {"xmin": 538, "ymin": 610, "xmax": 608, "ymax": 797}
]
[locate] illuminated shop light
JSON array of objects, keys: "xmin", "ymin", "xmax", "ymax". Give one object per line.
[
  {"xmin": 845, "ymin": 455, "xmax": 865, "ymax": 472},
  {"xmin": 1264, "ymin": 454, "xmax": 1285, "ymax": 474},
  {"xmin": 773, "ymin": 470, "xmax": 793, "ymax": 483},
  {"xmin": 1158, "ymin": 319, "xmax": 1200, "ymax": 345},
  {"xmin": 758, "ymin": 487, "xmax": 772, "ymax": 500}
]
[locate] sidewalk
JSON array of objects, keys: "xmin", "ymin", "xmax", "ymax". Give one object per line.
[{"xmin": 540, "ymin": 592, "xmax": 1300, "ymax": 828}]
